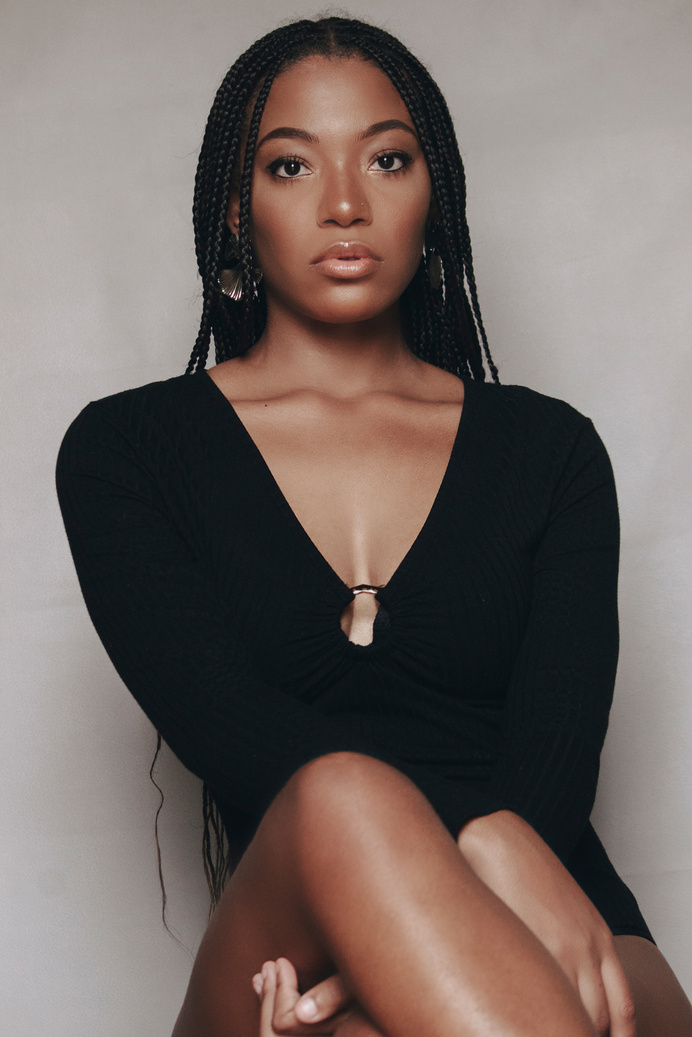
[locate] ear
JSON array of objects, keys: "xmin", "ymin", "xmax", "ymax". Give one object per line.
[{"xmin": 226, "ymin": 190, "xmax": 241, "ymax": 237}]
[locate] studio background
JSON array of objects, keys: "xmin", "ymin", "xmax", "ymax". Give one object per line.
[{"xmin": 1, "ymin": 1, "xmax": 690, "ymax": 1033}]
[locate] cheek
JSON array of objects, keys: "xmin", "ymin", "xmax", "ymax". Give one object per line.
[
  {"xmin": 384, "ymin": 191, "xmax": 430, "ymax": 269},
  {"xmin": 385, "ymin": 174, "xmax": 431, "ymax": 241},
  {"xmin": 250, "ymin": 205, "xmax": 293, "ymax": 267}
]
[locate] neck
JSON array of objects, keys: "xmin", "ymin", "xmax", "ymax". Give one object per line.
[{"xmin": 243, "ymin": 300, "xmax": 421, "ymax": 398}]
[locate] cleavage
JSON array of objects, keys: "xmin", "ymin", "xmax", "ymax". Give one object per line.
[{"xmin": 227, "ymin": 392, "xmax": 462, "ymax": 588}]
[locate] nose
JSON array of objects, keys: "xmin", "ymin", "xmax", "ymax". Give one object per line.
[{"xmin": 317, "ymin": 165, "xmax": 372, "ymax": 227}]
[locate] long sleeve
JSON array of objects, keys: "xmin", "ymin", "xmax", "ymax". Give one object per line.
[
  {"xmin": 56, "ymin": 392, "xmax": 504, "ymax": 831},
  {"xmin": 484, "ymin": 413, "xmax": 620, "ymax": 860},
  {"xmin": 56, "ymin": 377, "xmax": 651, "ymax": 940}
]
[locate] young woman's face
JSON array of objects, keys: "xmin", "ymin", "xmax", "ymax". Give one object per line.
[{"xmin": 230, "ymin": 55, "xmax": 433, "ymax": 327}]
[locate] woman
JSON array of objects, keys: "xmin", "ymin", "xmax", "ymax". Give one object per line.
[{"xmin": 56, "ymin": 15, "xmax": 692, "ymax": 1037}]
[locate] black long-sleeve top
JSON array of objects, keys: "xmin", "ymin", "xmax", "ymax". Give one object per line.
[{"xmin": 56, "ymin": 369, "xmax": 653, "ymax": 940}]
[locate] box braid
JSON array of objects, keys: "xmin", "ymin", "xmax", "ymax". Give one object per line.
[
  {"xmin": 175, "ymin": 15, "xmax": 502, "ymax": 914},
  {"xmin": 185, "ymin": 15, "xmax": 499, "ymax": 383}
]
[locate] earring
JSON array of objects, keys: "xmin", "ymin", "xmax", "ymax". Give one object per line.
[
  {"xmin": 218, "ymin": 232, "xmax": 243, "ymax": 300},
  {"xmin": 217, "ymin": 233, "xmax": 263, "ymax": 300},
  {"xmin": 424, "ymin": 225, "xmax": 443, "ymax": 291}
]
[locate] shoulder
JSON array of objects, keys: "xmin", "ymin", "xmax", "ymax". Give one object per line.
[
  {"xmin": 467, "ymin": 380, "xmax": 590, "ymax": 430},
  {"xmin": 466, "ymin": 380, "xmax": 605, "ymax": 455},
  {"xmin": 56, "ymin": 372, "xmax": 224, "ymax": 487},
  {"xmin": 463, "ymin": 381, "xmax": 615, "ymax": 499},
  {"xmin": 66, "ymin": 372, "xmax": 207, "ymax": 430},
  {"xmin": 58, "ymin": 371, "xmax": 219, "ymax": 450}
]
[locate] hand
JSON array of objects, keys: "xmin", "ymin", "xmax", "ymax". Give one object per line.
[
  {"xmin": 254, "ymin": 958, "xmax": 355, "ymax": 1036},
  {"xmin": 458, "ymin": 811, "xmax": 636, "ymax": 1037}
]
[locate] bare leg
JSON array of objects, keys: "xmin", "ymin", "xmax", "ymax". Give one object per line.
[
  {"xmin": 615, "ymin": 935, "xmax": 692, "ymax": 1036},
  {"xmin": 172, "ymin": 752, "xmax": 596, "ymax": 1037},
  {"xmin": 257, "ymin": 962, "xmax": 386, "ymax": 1037}
]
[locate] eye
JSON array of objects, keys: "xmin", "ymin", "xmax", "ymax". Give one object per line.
[
  {"xmin": 267, "ymin": 155, "xmax": 311, "ymax": 179},
  {"xmin": 370, "ymin": 151, "xmax": 411, "ymax": 173}
]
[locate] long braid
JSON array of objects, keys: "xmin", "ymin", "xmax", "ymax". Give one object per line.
[
  {"xmin": 460, "ymin": 232, "xmax": 499, "ymax": 382},
  {"xmin": 201, "ymin": 781, "xmax": 233, "ymax": 912},
  {"xmin": 354, "ymin": 28, "xmax": 491, "ymax": 379},
  {"xmin": 237, "ymin": 69, "xmax": 276, "ymax": 355},
  {"xmin": 172, "ymin": 14, "xmax": 503, "ymax": 916}
]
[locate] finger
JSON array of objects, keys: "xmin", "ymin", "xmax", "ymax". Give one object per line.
[
  {"xmin": 259, "ymin": 962, "xmax": 278, "ymax": 1037},
  {"xmin": 295, "ymin": 972, "xmax": 354, "ymax": 1023},
  {"xmin": 261, "ymin": 957, "xmax": 344, "ymax": 1036},
  {"xmin": 253, "ymin": 972, "xmax": 264, "ymax": 997},
  {"xmin": 601, "ymin": 954, "xmax": 637, "ymax": 1037},
  {"xmin": 576, "ymin": 966, "xmax": 610, "ymax": 1036},
  {"xmin": 272, "ymin": 958, "xmax": 302, "ymax": 1031}
]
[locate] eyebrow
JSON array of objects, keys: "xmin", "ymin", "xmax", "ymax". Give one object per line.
[{"xmin": 256, "ymin": 119, "xmax": 418, "ymax": 151}]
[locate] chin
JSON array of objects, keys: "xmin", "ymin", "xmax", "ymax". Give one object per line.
[
  {"xmin": 264, "ymin": 275, "xmax": 406, "ymax": 326},
  {"xmin": 313, "ymin": 304, "xmax": 389, "ymax": 324},
  {"xmin": 302, "ymin": 287, "xmax": 404, "ymax": 325}
]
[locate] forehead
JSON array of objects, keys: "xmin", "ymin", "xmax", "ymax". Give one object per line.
[{"xmin": 259, "ymin": 55, "xmax": 411, "ymax": 135}]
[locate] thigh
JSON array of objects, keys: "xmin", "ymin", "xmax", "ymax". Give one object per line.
[
  {"xmin": 172, "ymin": 845, "xmax": 336, "ymax": 1037},
  {"xmin": 172, "ymin": 808, "xmax": 337, "ymax": 1036},
  {"xmin": 172, "ymin": 754, "xmax": 599, "ymax": 1037},
  {"xmin": 614, "ymin": 935, "xmax": 692, "ymax": 1036}
]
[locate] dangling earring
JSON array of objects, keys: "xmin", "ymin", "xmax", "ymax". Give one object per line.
[
  {"xmin": 217, "ymin": 232, "xmax": 263, "ymax": 300},
  {"xmin": 218, "ymin": 232, "xmax": 243, "ymax": 300},
  {"xmin": 424, "ymin": 224, "xmax": 443, "ymax": 291}
]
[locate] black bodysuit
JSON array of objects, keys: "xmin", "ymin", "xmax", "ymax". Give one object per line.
[{"xmin": 55, "ymin": 369, "xmax": 653, "ymax": 941}]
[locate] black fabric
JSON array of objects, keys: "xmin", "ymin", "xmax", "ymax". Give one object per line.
[{"xmin": 55, "ymin": 369, "xmax": 653, "ymax": 942}]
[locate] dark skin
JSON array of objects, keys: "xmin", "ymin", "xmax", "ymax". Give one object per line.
[
  {"xmin": 172, "ymin": 55, "xmax": 692, "ymax": 1037},
  {"xmin": 213, "ymin": 56, "xmax": 463, "ymax": 635}
]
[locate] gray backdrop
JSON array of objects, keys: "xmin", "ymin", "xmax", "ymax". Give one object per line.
[{"xmin": 1, "ymin": 1, "xmax": 690, "ymax": 1033}]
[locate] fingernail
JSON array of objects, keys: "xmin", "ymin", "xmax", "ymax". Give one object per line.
[
  {"xmin": 296, "ymin": 996, "xmax": 318, "ymax": 1020},
  {"xmin": 252, "ymin": 973, "xmax": 264, "ymax": 996}
]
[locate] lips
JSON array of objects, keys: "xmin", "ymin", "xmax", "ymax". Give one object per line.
[
  {"xmin": 310, "ymin": 241, "xmax": 381, "ymax": 278},
  {"xmin": 311, "ymin": 241, "xmax": 380, "ymax": 263}
]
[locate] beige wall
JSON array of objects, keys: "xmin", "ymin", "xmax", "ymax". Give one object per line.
[{"xmin": 1, "ymin": 0, "xmax": 690, "ymax": 1031}]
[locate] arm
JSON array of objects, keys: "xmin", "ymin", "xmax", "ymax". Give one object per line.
[
  {"xmin": 481, "ymin": 415, "xmax": 620, "ymax": 861},
  {"xmin": 456, "ymin": 810, "xmax": 633, "ymax": 1037},
  {"xmin": 453, "ymin": 414, "xmax": 634, "ymax": 1036}
]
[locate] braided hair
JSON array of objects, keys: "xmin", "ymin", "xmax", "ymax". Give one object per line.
[
  {"xmin": 186, "ymin": 14, "xmax": 498, "ymax": 381},
  {"xmin": 172, "ymin": 14, "xmax": 500, "ymax": 916}
]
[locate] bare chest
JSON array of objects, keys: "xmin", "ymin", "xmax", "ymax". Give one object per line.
[{"xmin": 230, "ymin": 395, "xmax": 463, "ymax": 590}]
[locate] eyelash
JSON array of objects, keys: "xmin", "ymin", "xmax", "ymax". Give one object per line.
[
  {"xmin": 372, "ymin": 150, "xmax": 413, "ymax": 175},
  {"xmin": 266, "ymin": 150, "xmax": 413, "ymax": 180},
  {"xmin": 267, "ymin": 154, "xmax": 308, "ymax": 179}
]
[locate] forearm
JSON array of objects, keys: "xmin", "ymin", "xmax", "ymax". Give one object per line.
[{"xmin": 455, "ymin": 809, "xmax": 634, "ymax": 1037}]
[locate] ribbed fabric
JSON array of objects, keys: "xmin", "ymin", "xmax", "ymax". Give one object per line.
[{"xmin": 55, "ymin": 369, "xmax": 653, "ymax": 941}]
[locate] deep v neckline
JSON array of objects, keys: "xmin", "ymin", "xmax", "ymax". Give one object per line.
[{"xmin": 199, "ymin": 369, "xmax": 471, "ymax": 594}]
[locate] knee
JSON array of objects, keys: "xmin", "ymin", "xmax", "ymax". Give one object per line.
[
  {"xmin": 247, "ymin": 752, "xmax": 450, "ymax": 925},
  {"xmin": 273, "ymin": 752, "xmax": 425, "ymax": 855},
  {"xmin": 291, "ymin": 751, "xmax": 412, "ymax": 814},
  {"xmin": 295, "ymin": 750, "xmax": 398, "ymax": 789}
]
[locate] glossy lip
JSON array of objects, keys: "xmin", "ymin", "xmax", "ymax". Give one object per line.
[{"xmin": 310, "ymin": 241, "xmax": 382, "ymax": 279}]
